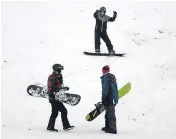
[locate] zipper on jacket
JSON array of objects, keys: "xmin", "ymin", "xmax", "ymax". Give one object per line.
[{"xmin": 101, "ymin": 21, "xmax": 103, "ymax": 32}]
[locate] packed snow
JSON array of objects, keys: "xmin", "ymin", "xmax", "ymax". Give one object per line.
[{"xmin": 1, "ymin": 1, "xmax": 176, "ymax": 139}]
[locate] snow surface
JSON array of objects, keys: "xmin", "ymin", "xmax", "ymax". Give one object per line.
[{"xmin": 1, "ymin": 1, "xmax": 176, "ymax": 139}]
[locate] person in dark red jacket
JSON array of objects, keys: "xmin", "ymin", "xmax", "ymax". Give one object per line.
[
  {"xmin": 47, "ymin": 64, "xmax": 74, "ymax": 132},
  {"xmin": 94, "ymin": 7, "xmax": 117, "ymax": 54}
]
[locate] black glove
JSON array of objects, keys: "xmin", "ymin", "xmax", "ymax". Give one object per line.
[
  {"xmin": 48, "ymin": 92, "xmax": 55, "ymax": 103},
  {"xmin": 113, "ymin": 11, "xmax": 117, "ymax": 16},
  {"xmin": 96, "ymin": 10, "xmax": 100, "ymax": 15},
  {"xmin": 64, "ymin": 86, "xmax": 69, "ymax": 91},
  {"xmin": 114, "ymin": 100, "xmax": 118, "ymax": 106},
  {"xmin": 102, "ymin": 100, "xmax": 106, "ymax": 106},
  {"xmin": 95, "ymin": 102, "xmax": 102, "ymax": 107}
]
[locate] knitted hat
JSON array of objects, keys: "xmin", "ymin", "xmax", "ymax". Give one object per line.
[{"xmin": 102, "ymin": 65, "xmax": 110, "ymax": 74}]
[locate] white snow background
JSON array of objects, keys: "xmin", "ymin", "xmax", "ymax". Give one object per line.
[{"xmin": 1, "ymin": 1, "xmax": 176, "ymax": 139}]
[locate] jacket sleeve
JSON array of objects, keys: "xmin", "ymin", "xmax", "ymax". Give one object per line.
[
  {"xmin": 109, "ymin": 74, "xmax": 118, "ymax": 104},
  {"xmin": 101, "ymin": 78, "xmax": 109, "ymax": 101},
  {"xmin": 108, "ymin": 14, "xmax": 117, "ymax": 22},
  {"xmin": 94, "ymin": 10, "xmax": 99, "ymax": 19},
  {"xmin": 111, "ymin": 82, "xmax": 118, "ymax": 103}
]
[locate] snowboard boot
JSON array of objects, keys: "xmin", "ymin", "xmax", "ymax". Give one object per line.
[
  {"xmin": 101, "ymin": 127, "xmax": 107, "ymax": 132},
  {"xmin": 105, "ymin": 129, "xmax": 117, "ymax": 134},
  {"xmin": 47, "ymin": 127, "xmax": 58, "ymax": 132},
  {"xmin": 47, "ymin": 117, "xmax": 58, "ymax": 132},
  {"xmin": 63, "ymin": 125, "xmax": 75, "ymax": 131},
  {"xmin": 108, "ymin": 49, "xmax": 115, "ymax": 54},
  {"xmin": 95, "ymin": 49, "xmax": 101, "ymax": 53}
]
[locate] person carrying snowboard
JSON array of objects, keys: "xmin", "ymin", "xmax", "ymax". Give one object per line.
[
  {"xmin": 94, "ymin": 7, "xmax": 117, "ymax": 54},
  {"xmin": 47, "ymin": 64, "xmax": 74, "ymax": 132},
  {"xmin": 101, "ymin": 65, "xmax": 118, "ymax": 134}
]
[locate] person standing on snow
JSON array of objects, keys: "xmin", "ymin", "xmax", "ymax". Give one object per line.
[
  {"xmin": 47, "ymin": 64, "xmax": 74, "ymax": 132},
  {"xmin": 101, "ymin": 65, "xmax": 118, "ymax": 134},
  {"xmin": 94, "ymin": 7, "xmax": 117, "ymax": 54}
]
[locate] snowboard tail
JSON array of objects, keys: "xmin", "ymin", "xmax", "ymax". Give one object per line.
[
  {"xmin": 86, "ymin": 103, "xmax": 105, "ymax": 121},
  {"xmin": 86, "ymin": 82, "xmax": 131, "ymax": 121},
  {"xmin": 55, "ymin": 91, "xmax": 81, "ymax": 106},
  {"xmin": 27, "ymin": 85, "xmax": 47, "ymax": 98}
]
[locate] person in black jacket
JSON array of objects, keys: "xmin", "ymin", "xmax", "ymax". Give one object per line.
[
  {"xmin": 47, "ymin": 64, "xmax": 74, "ymax": 132},
  {"xmin": 94, "ymin": 7, "xmax": 117, "ymax": 54}
]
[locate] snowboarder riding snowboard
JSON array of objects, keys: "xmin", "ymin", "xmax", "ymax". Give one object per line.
[
  {"xmin": 47, "ymin": 64, "xmax": 74, "ymax": 132},
  {"xmin": 94, "ymin": 7, "xmax": 117, "ymax": 54},
  {"xmin": 101, "ymin": 65, "xmax": 118, "ymax": 134}
]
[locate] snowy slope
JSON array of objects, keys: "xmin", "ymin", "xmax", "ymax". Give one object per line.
[{"xmin": 1, "ymin": 1, "xmax": 176, "ymax": 139}]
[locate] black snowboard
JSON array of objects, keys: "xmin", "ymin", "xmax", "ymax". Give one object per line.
[
  {"xmin": 27, "ymin": 85, "xmax": 81, "ymax": 106},
  {"xmin": 84, "ymin": 51, "xmax": 126, "ymax": 57}
]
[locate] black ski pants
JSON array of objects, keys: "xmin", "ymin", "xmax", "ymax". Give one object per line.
[
  {"xmin": 48, "ymin": 98, "xmax": 70, "ymax": 128},
  {"xmin": 105, "ymin": 105, "xmax": 117, "ymax": 131},
  {"xmin": 95, "ymin": 31, "xmax": 113, "ymax": 51}
]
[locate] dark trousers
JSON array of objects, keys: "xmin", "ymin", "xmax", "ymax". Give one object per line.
[
  {"xmin": 105, "ymin": 105, "xmax": 117, "ymax": 131},
  {"xmin": 48, "ymin": 99, "xmax": 70, "ymax": 129},
  {"xmin": 95, "ymin": 31, "xmax": 113, "ymax": 51}
]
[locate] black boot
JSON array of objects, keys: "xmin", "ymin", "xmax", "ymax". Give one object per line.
[
  {"xmin": 108, "ymin": 49, "xmax": 115, "ymax": 54},
  {"xmin": 101, "ymin": 127, "xmax": 106, "ymax": 131},
  {"xmin": 47, "ymin": 117, "xmax": 58, "ymax": 132},
  {"xmin": 47, "ymin": 127, "xmax": 58, "ymax": 132},
  {"xmin": 63, "ymin": 125, "xmax": 75, "ymax": 131},
  {"xmin": 105, "ymin": 129, "xmax": 117, "ymax": 134},
  {"xmin": 95, "ymin": 49, "xmax": 100, "ymax": 53}
]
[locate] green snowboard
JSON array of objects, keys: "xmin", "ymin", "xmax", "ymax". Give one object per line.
[{"xmin": 86, "ymin": 82, "xmax": 131, "ymax": 121}]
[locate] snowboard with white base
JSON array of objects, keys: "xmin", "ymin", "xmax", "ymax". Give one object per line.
[{"xmin": 27, "ymin": 84, "xmax": 81, "ymax": 106}]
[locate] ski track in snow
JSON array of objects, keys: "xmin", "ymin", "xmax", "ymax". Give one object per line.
[{"xmin": 1, "ymin": 1, "xmax": 176, "ymax": 139}]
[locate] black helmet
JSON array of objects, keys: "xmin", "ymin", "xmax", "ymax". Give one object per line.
[{"xmin": 52, "ymin": 64, "xmax": 64, "ymax": 73}]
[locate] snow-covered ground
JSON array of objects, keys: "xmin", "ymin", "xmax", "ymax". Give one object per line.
[{"xmin": 1, "ymin": 1, "xmax": 176, "ymax": 139}]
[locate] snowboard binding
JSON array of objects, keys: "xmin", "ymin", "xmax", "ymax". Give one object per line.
[
  {"xmin": 55, "ymin": 89, "xmax": 67, "ymax": 102},
  {"xmin": 94, "ymin": 102, "xmax": 102, "ymax": 107}
]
